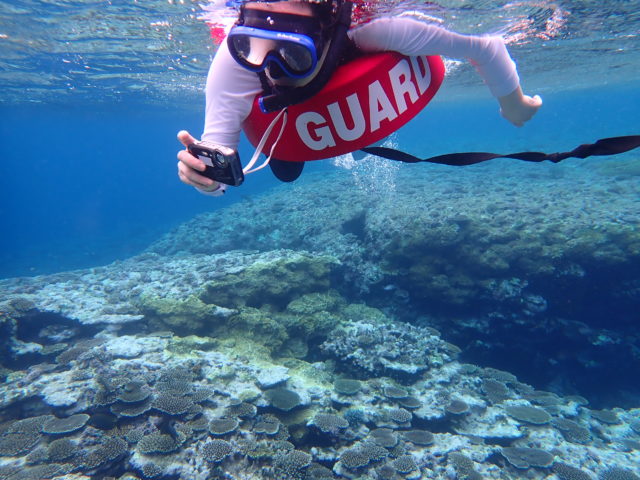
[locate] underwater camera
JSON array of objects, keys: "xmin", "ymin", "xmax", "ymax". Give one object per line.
[{"xmin": 187, "ymin": 141, "xmax": 244, "ymax": 186}]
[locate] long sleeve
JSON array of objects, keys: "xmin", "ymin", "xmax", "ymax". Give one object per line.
[
  {"xmin": 348, "ymin": 17, "xmax": 520, "ymax": 98},
  {"xmin": 198, "ymin": 40, "xmax": 263, "ymax": 196},
  {"xmin": 202, "ymin": 18, "xmax": 521, "ymax": 148},
  {"xmin": 202, "ymin": 39, "xmax": 263, "ymax": 149},
  {"xmin": 197, "ymin": 17, "xmax": 522, "ymax": 196}
]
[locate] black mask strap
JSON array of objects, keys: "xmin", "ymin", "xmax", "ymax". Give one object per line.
[{"xmin": 240, "ymin": 7, "xmax": 323, "ymax": 34}]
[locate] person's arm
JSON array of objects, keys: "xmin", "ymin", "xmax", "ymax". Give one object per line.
[
  {"xmin": 348, "ymin": 17, "xmax": 541, "ymax": 126},
  {"xmin": 177, "ymin": 40, "xmax": 262, "ymax": 195}
]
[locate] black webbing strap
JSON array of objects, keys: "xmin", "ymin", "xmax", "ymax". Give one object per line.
[{"xmin": 359, "ymin": 135, "xmax": 640, "ymax": 166}]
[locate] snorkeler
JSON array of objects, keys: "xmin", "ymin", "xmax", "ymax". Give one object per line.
[{"xmin": 177, "ymin": 0, "xmax": 542, "ymax": 195}]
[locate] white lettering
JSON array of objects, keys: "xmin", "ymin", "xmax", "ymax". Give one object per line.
[
  {"xmin": 410, "ymin": 56, "xmax": 431, "ymax": 95},
  {"xmin": 389, "ymin": 59, "xmax": 419, "ymax": 114},
  {"xmin": 294, "ymin": 55, "xmax": 434, "ymax": 151},
  {"xmin": 327, "ymin": 93, "xmax": 366, "ymax": 142},
  {"xmin": 296, "ymin": 111, "xmax": 336, "ymax": 150},
  {"xmin": 368, "ymin": 80, "xmax": 398, "ymax": 132}
]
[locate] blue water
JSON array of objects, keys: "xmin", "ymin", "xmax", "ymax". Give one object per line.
[
  {"xmin": 1, "ymin": 2, "xmax": 640, "ymax": 479},
  {"xmin": 2, "ymin": 85, "xmax": 638, "ymax": 278},
  {"xmin": 0, "ymin": 103, "xmax": 290, "ymax": 277},
  {"xmin": 1, "ymin": 0, "xmax": 638, "ymax": 278}
]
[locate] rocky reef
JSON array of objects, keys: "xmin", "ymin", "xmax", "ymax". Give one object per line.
[
  {"xmin": 0, "ymin": 237, "xmax": 639, "ymax": 479},
  {"xmin": 147, "ymin": 160, "xmax": 640, "ymax": 405},
  {"xmin": 148, "ymin": 162, "xmax": 640, "ymax": 319},
  {"xmin": 1, "ymin": 157, "xmax": 639, "ymax": 479}
]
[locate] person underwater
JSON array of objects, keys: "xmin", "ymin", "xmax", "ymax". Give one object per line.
[{"xmin": 177, "ymin": 0, "xmax": 543, "ymax": 195}]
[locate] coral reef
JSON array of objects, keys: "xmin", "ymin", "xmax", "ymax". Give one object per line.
[
  {"xmin": 0, "ymin": 291, "xmax": 639, "ymax": 479},
  {"xmin": 142, "ymin": 166, "xmax": 640, "ymax": 402},
  {"xmin": 0, "ymin": 165, "xmax": 639, "ymax": 479},
  {"xmin": 320, "ymin": 320, "xmax": 455, "ymax": 381},
  {"xmin": 505, "ymin": 404, "xmax": 552, "ymax": 425},
  {"xmin": 147, "ymin": 167, "xmax": 640, "ymax": 322},
  {"xmin": 501, "ymin": 446, "xmax": 554, "ymax": 469}
]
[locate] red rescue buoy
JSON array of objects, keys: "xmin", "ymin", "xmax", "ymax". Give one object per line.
[{"xmin": 242, "ymin": 52, "xmax": 445, "ymax": 162}]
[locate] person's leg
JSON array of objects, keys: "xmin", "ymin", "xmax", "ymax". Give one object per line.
[{"xmin": 269, "ymin": 158, "xmax": 305, "ymax": 182}]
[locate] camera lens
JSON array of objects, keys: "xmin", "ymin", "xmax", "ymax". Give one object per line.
[{"xmin": 214, "ymin": 152, "xmax": 227, "ymax": 167}]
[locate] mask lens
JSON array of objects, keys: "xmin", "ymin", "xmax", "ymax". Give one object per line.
[
  {"xmin": 278, "ymin": 43, "xmax": 313, "ymax": 74},
  {"xmin": 228, "ymin": 26, "xmax": 319, "ymax": 77},
  {"xmin": 230, "ymin": 35, "xmax": 252, "ymax": 63},
  {"xmin": 231, "ymin": 35, "xmax": 274, "ymax": 68}
]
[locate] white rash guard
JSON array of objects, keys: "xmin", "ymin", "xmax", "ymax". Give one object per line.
[{"xmin": 199, "ymin": 17, "xmax": 520, "ymax": 195}]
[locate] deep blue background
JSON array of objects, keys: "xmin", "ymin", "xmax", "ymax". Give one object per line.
[
  {"xmin": 1, "ymin": 84, "xmax": 638, "ymax": 279},
  {"xmin": 0, "ymin": 104, "xmax": 277, "ymax": 277}
]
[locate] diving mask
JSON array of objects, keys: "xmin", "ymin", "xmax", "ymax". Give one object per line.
[{"xmin": 227, "ymin": 7, "xmax": 325, "ymax": 78}]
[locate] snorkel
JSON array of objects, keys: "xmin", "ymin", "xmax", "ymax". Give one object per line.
[{"xmin": 258, "ymin": 0, "xmax": 353, "ymax": 112}]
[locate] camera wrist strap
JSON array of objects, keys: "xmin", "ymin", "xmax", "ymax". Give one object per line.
[{"xmin": 243, "ymin": 108, "xmax": 289, "ymax": 175}]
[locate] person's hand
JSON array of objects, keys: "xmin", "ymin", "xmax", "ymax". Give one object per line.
[
  {"xmin": 498, "ymin": 86, "xmax": 542, "ymax": 127},
  {"xmin": 176, "ymin": 130, "xmax": 220, "ymax": 191}
]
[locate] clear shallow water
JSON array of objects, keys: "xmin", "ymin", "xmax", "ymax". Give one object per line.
[
  {"xmin": 0, "ymin": 0, "xmax": 639, "ymax": 390},
  {"xmin": 0, "ymin": 2, "xmax": 640, "ymax": 478},
  {"xmin": 1, "ymin": 0, "xmax": 638, "ymax": 105},
  {"xmin": 2, "ymin": 85, "xmax": 638, "ymax": 278}
]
